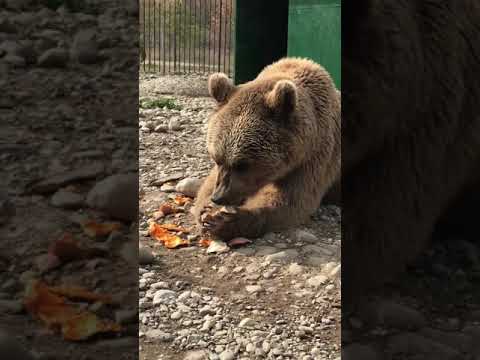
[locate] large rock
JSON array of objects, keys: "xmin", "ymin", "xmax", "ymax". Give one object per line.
[{"xmin": 86, "ymin": 173, "xmax": 138, "ymax": 222}]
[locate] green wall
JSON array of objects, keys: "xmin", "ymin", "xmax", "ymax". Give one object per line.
[
  {"xmin": 235, "ymin": 0, "xmax": 341, "ymax": 88},
  {"xmin": 234, "ymin": 0, "xmax": 289, "ymax": 85},
  {"xmin": 287, "ymin": 0, "xmax": 341, "ymax": 88}
]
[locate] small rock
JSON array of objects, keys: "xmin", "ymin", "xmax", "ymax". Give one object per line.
[
  {"xmin": 139, "ymin": 245, "xmax": 154, "ymax": 265},
  {"xmin": 171, "ymin": 311, "xmax": 182, "ymax": 320},
  {"xmin": 265, "ymin": 249, "xmax": 299, "ymax": 263},
  {"xmin": 175, "ymin": 178, "xmax": 203, "ymax": 197},
  {"xmin": 154, "ymin": 124, "xmax": 168, "ymax": 133},
  {"xmin": 207, "ymin": 240, "xmax": 230, "ymax": 254},
  {"xmin": 152, "ymin": 289, "xmax": 176, "ymax": 305},
  {"xmin": 293, "ymin": 229, "xmax": 318, "ymax": 243},
  {"xmin": 219, "ymin": 350, "xmax": 235, "ymax": 360},
  {"xmin": 287, "ymin": 263, "xmax": 304, "ymax": 275},
  {"xmin": 86, "ymin": 173, "xmax": 137, "ymax": 221},
  {"xmin": 306, "ymin": 275, "xmax": 328, "ymax": 287},
  {"xmin": 145, "ymin": 329, "xmax": 173, "ymax": 342},
  {"xmin": 184, "ymin": 350, "xmax": 209, "ymax": 360},
  {"xmin": 239, "ymin": 318, "xmax": 256, "ymax": 328},
  {"xmin": 37, "ymin": 48, "xmax": 68, "ymax": 68},
  {"xmin": 168, "ymin": 117, "xmax": 183, "ymax": 131},
  {"xmin": 50, "ymin": 189, "xmax": 84, "ymax": 209},
  {"xmin": 245, "ymin": 285, "xmax": 263, "ymax": 294}
]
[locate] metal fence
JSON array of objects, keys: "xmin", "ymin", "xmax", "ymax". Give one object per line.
[{"xmin": 140, "ymin": 0, "xmax": 235, "ymax": 76}]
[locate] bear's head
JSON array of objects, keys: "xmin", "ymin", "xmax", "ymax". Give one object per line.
[{"xmin": 205, "ymin": 73, "xmax": 304, "ymax": 206}]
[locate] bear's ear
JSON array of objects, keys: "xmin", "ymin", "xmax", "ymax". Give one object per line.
[
  {"xmin": 265, "ymin": 80, "xmax": 297, "ymax": 114},
  {"xmin": 208, "ymin": 73, "xmax": 235, "ymax": 103}
]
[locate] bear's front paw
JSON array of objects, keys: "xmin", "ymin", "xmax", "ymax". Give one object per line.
[{"xmin": 200, "ymin": 206, "xmax": 239, "ymax": 239}]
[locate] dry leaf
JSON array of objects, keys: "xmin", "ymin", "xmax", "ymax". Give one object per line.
[
  {"xmin": 159, "ymin": 203, "xmax": 177, "ymax": 215},
  {"xmin": 174, "ymin": 195, "xmax": 191, "ymax": 206},
  {"xmin": 47, "ymin": 233, "xmax": 108, "ymax": 268},
  {"xmin": 149, "ymin": 222, "xmax": 190, "ymax": 249},
  {"xmin": 198, "ymin": 238, "xmax": 212, "ymax": 248},
  {"xmin": 49, "ymin": 286, "xmax": 113, "ymax": 304},
  {"xmin": 82, "ymin": 220, "xmax": 121, "ymax": 238},
  {"xmin": 159, "ymin": 223, "xmax": 190, "ymax": 233},
  {"xmin": 24, "ymin": 280, "xmax": 121, "ymax": 341}
]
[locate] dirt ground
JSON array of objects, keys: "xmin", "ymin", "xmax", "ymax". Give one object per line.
[{"xmin": 138, "ymin": 74, "xmax": 341, "ymax": 360}]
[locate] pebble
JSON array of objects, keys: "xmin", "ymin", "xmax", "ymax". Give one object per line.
[
  {"xmin": 207, "ymin": 240, "xmax": 230, "ymax": 254},
  {"xmin": 219, "ymin": 350, "xmax": 235, "ymax": 360},
  {"xmin": 138, "ymin": 245, "xmax": 154, "ymax": 265},
  {"xmin": 152, "ymin": 289, "xmax": 177, "ymax": 305},
  {"xmin": 293, "ymin": 229, "xmax": 319, "ymax": 243},
  {"xmin": 171, "ymin": 311, "xmax": 183, "ymax": 320},
  {"xmin": 144, "ymin": 329, "xmax": 173, "ymax": 342},
  {"xmin": 184, "ymin": 350, "xmax": 209, "ymax": 360},
  {"xmin": 306, "ymin": 275, "xmax": 328, "ymax": 288},
  {"xmin": 175, "ymin": 177, "xmax": 203, "ymax": 197},
  {"xmin": 86, "ymin": 173, "xmax": 138, "ymax": 221},
  {"xmin": 265, "ymin": 249, "xmax": 299, "ymax": 263},
  {"xmin": 239, "ymin": 318, "xmax": 256, "ymax": 328},
  {"xmin": 245, "ymin": 285, "xmax": 263, "ymax": 294}
]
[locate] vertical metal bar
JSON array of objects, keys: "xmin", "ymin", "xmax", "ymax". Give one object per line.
[
  {"xmin": 153, "ymin": 0, "xmax": 156, "ymax": 72},
  {"xmin": 217, "ymin": 0, "xmax": 222, "ymax": 72},
  {"xmin": 213, "ymin": 0, "xmax": 216, "ymax": 72},
  {"xmin": 188, "ymin": 0, "xmax": 192, "ymax": 73},
  {"xmin": 162, "ymin": 0, "xmax": 166, "ymax": 74},
  {"xmin": 194, "ymin": 0, "xmax": 197, "ymax": 73},
  {"xmin": 147, "ymin": 0, "xmax": 150, "ymax": 71},
  {"xmin": 142, "ymin": 0, "xmax": 146, "ymax": 72},
  {"xmin": 169, "ymin": 0, "xmax": 172, "ymax": 73},
  {"xmin": 183, "ymin": 0, "xmax": 187, "ymax": 73},
  {"xmin": 203, "ymin": 0, "xmax": 207, "ymax": 73},
  {"xmin": 208, "ymin": 0, "xmax": 212, "ymax": 72},
  {"xmin": 227, "ymin": 0, "xmax": 232, "ymax": 76},
  {"xmin": 223, "ymin": 0, "xmax": 227, "ymax": 73},
  {"xmin": 173, "ymin": 0, "xmax": 177, "ymax": 73}
]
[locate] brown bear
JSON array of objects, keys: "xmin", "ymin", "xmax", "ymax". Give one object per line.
[
  {"xmin": 193, "ymin": 57, "xmax": 341, "ymax": 240},
  {"xmin": 342, "ymin": 0, "xmax": 480, "ymax": 302}
]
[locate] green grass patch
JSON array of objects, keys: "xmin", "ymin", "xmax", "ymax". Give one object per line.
[{"xmin": 140, "ymin": 98, "xmax": 182, "ymax": 110}]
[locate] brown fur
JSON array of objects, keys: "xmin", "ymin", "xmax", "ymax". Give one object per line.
[
  {"xmin": 342, "ymin": 0, "xmax": 480, "ymax": 301},
  {"xmin": 193, "ymin": 58, "xmax": 341, "ymax": 240}
]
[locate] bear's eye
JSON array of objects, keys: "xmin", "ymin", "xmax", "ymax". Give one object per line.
[{"xmin": 232, "ymin": 161, "xmax": 250, "ymax": 173}]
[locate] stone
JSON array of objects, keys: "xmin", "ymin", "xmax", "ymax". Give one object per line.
[
  {"xmin": 168, "ymin": 117, "xmax": 183, "ymax": 131},
  {"xmin": 139, "ymin": 245, "xmax": 154, "ymax": 265},
  {"xmin": 145, "ymin": 330, "xmax": 173, "ymax": 342},
  {"xmin": 171, "ymin": 311, "xmax": 182, "ymax": 320},
  {"xmin": 175, "ymin": 177, "xmax": 203, "ymax": 197},
  {"xmin": 71, "ymin": 28, "xmax": 99, "ymax": 64},
  {"xmin": 255, "ymin": 246, "xmax": 278, "ymax": 256},
  {"xmin": 219, "ymin": 350, "xmax": 235, "ymax": 360},
  {"xmin": 37, "ymin": 48, "xmax": 68, "ymax": 68},
  {"xmin": 239, "ymin": 318, "xmax": 256, "ymax": 328},
  {"xmin": 287, "ymin": 263, "xmax": 304, "ymax": 275},
  {"xmin": 184, "ymin": 350, "xmax": 209, "ymax": 360},
  {"xmin": 207, "ymin": 240, "xmax": 229, "ymax": 254},
  {"xmin": 50, "ymin": 189, "xmax": 84, "ymax": 209},
  {"xmin": 150, "ymin": 172, "xmax": 184, "ymax": 186},
  {"xmin": 245, "ymin": 285, "xmax": 263, "ymax": 294},
  {"xmin": 306, "ymin": 275, "xmax": 328, "ymax": 287},
  {"xmin": 86, "ymin": 173, "xmax": 137, "ymax": 221},
  {"xmin": 293, "ymin": 229, "xmax": 319, "ymax": 243},
  {"xmin": 265, "ymin": 249, "xmax": 299, "ymax": 263},
  {"xmin": 152, "ymin": 289, "xmax": 176, "ymax": 305},
  {"xmin": 30, "ymin": 164, "xmax": 104, "ymax": 194}
]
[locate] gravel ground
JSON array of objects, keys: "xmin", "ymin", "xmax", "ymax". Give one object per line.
[{"xmin": 138, "ymin": 74, "xmax": 341, "ymax": 360}]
